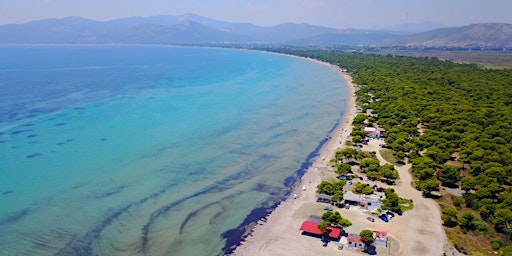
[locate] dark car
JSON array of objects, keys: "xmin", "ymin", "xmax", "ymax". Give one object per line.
[
  {"xmin": 379, "ymin": 214, "xmax": 389, "ymax": 222},
  {"xmin": 322, "ymin": 239, "xmax": 328, "ymax": 247},
  {"xmin": 324, "ymin": 206, "xmax": 333, "ymax": 211},
  {"xmin": 367, "ymin": 216, "xmax": 375, "ymax": 222},
  {"xmin": 386, "ymin": 180, "xmax": 396, "ymax": 185}
]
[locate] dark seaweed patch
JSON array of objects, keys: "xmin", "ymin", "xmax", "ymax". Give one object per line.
[
  {"xmin": 0, "ymin": 140, "xmax": 8, "ymax": 144},
  {"xmin": 27, "ymin": 153, "xmax": 41, "ymax": 158},
  {"xmin": 29, "ymin": 141, "xmax": 38, "ymax": 144},
  {"xmin": 95, "ymin": 185, "xmax": 127, "ymax": 199},
  {"xmin": 140, "ymin": 166, "xmax": 260, "ymax": 254},
  {"xmin": 27, "ymin": 134, "xmax": 38, "ymax": 138},
  {"xmin": 23, "ymin": 123, "xmax": 35, "ymax": 127},
  {"xmin": 0, "ymin": 132, "xmax": 4, "ymax": 136},
  {"xmin": 55, "ymin": 123, "xmax": 66, "ymax": 126},
  {"xmin": 283, "ymin": 176, "xmax": 297, "ymax": 187},
  {"xmin": 29, "ymin": 107, "xmax": 55, "ymax": 114},
  {"xmin": 57, "ymin": 142, "xmax": 66, "ymax": 146},
  {"xmin": 179, "ymin": 193, "xmax": 241, "ymax": 234},
  {"xmin": 66, "ymin": 138, "xmax": 73, "ymax": 142},
  {"xmin": 221, "ymin": 206, "xmax": 275, "ymax": 255},
  {"xmin": 100, "ymin": 138, "xmax": 107, "ymax": 141},
  {"xmin": 3, "ymin": 190, "xmax": 13, "ymax": 195},
  {"xmin": 7, "ymin": 112, "xmax": 18, "ymax": 119},
  {"xmin": 48, "ymin": 118, "xmax": 56, "ymax": 121},
  {"xmin": 0, "ymin": 208, "xmax": 30, "ymax": 226},
  {"xmin": 11, "ymin": 129, "xmax": 33, "ymax": 135},
  {"xmin": 54, "ymin": 182, "xmax": 177, "ymax": 255}
]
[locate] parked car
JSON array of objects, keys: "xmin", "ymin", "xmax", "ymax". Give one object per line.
[
  {"xmin": 386, "ymin": 211, "xmax": 395, "ymax": 217},
  {"xmin": 385, "ymin": 180, "xmax": 396, "ymax": 185},
  {"xmin": 366, "ymin": 216, "xmax": 375, "ymax": 222},
  {"xmin": 379, "ymin": 214, "xmax": 389, "ymax": 222},
  {"xmin": 322, "ymin": 239, "xmax": 328, "ymax": 247},
  {"xmin": 324, "ymin": 206, "xmax": 333, "ymax": 211},
  {"xmin": 347, "ymin": 181, "xmax": 352, "ymax": 185},
  {"xmin": 345, "ymin": 204, "xmax": 350, "ymax": 209}
]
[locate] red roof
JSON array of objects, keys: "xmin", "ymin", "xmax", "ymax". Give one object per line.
[
  {"xmin": 299, "ymin": 221, "xmax": 341, "ymax": 239},
  {"xmin": 347, "ymin": 236, "xmax": 363, "ymax": 243},
  {"xmin": 373, "ymin": 231, "xmax": 388, "ymax": 239}
]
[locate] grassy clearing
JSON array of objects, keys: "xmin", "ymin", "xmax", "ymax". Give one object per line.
[
  {"xmin": 399, "ymin": 198, "xmax": 414, "ymax": 211},
  {"xmin": 379, "ymin": 149, "xmax": 403, "ymax": 166}
]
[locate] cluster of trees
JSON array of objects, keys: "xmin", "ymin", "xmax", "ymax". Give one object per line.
[
  {"xmin": 381, "ymin": 188, "xmax": 402, "ymax": 212},
  {"xmin": 441, "ymin": 207, "xmax": 488, "ymax": 232},
  {"xmin": 270, "ymin": 48, "xmax": 511, "ymax": 252},
  {"xmin": 333, "ymin": 147, "xmax": 375, "ymax": 166},
  {"xmin": 333, "ymin": 148, "xmax": 399, "ymax": 181},
  {"xmin": 352, "ymin": 183, "xmax": 373, "ymax": 195},
  {"xmin": 316, "ymin": 180, "xmax": 346, "ymax": 205},
  {"xmin": 318, "ymin": 211, "xmax": 352, "ymax": 231},
  {"xmin": 360, "ymin": 159, "xmax": 399, "ymax": 181}
]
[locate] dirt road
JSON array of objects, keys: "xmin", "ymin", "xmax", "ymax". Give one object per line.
[{"xmin": 364, "ymin": 139, "xmax": 448, "ymax": 255}]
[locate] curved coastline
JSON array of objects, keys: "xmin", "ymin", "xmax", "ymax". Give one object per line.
[{"xmin": 225, "ymin": 54, "xmax": 357, "ymax": 255}]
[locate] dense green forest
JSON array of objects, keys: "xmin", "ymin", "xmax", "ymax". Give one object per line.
[{"xmin": 268, "ymin": 48, "xmax": 512, "ymax": 254}]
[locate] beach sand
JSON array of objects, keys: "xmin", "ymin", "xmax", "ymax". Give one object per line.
[{"xmin": 232, "ymin": 57, "xmax": 454, "ymax": 256}]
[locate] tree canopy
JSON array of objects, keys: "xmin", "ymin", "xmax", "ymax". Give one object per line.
[{"xmin": 359, "ymin": 229, "xmax": 375, "ymax": 247}]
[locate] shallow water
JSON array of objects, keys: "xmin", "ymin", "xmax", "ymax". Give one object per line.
[{"xmin": 0, "ymin": 45, "xmax": 347, "ymax": 255}]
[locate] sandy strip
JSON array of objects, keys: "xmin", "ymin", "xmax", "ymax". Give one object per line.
[{"xmin": 232, "ymin": 57, "xmax": 362, "ymax": 256}]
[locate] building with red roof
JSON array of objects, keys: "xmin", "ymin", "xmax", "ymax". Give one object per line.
[
  {"xmin": 347, "ymin": 235, "xmax": 365, "ymax": 249},
  {"xmin": 299, "ymin": 221, "xmax": 341, "ymax": 240},
  {"xmin": 346, "ymin": 230, "xmax": 388, "ymax": 248}
]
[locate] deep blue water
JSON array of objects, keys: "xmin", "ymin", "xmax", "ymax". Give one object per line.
[{"xmin": 0, "ymin": 45, "xmax": 347, "ymax": 255}]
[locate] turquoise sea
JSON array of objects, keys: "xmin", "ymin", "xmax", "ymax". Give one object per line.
[{"xmin": 0, "ymin": 45, "xmax": 347, "ymax": 255}]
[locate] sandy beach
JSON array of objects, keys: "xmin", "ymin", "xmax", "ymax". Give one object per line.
[{"xmin": 232, "ymin": 58, "xmax": 454, "ymax": 256}]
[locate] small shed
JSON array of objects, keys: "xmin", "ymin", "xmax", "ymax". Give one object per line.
[{"xmin": 347, "ymin": 236, "xmax": 365, "ymax": 249}]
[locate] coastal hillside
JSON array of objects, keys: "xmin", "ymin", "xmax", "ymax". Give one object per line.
[
  {"xmin": 0, "ymin": 14, "xmax": 398, "ymax": 44},
  {"xmin": 401, "ymin": 23, "xmax": 512, "ymax": 48},
  {"xmin": 0, "ymin": 14, "xmax": 511, "ymax": 47}
]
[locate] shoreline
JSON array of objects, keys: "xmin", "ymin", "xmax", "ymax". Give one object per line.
[{"xmin": 230, "ymin": 54, "xmax": 358, "ymax": 255}]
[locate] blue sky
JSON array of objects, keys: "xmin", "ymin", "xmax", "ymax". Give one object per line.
[{"xmin": 1, "ymin": 0, "xmax": 511, "ymax": 29}]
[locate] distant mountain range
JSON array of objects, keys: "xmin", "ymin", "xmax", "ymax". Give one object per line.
[{"xmin": 0, "ymin": 13, "xmax": 511, "ymax": 48}]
